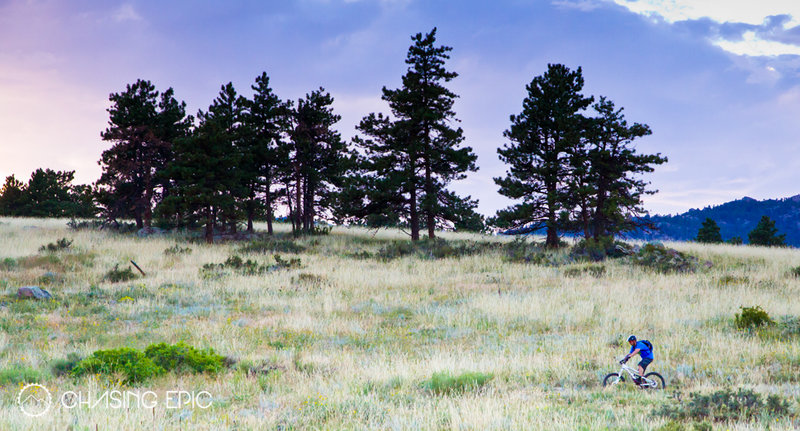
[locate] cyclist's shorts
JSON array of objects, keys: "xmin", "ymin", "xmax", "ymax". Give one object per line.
[{"xmin": 638, "ymin": 357, "xmax": 653, "ymax": 371}]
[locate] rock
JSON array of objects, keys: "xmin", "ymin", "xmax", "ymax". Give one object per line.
[
  {"xmin": 17, "ymin": 286, "xmax": 52, "ymax": 300},
  {"xmin": 137, "ymin": 227, "xmax": 165, "ymax": 237}
]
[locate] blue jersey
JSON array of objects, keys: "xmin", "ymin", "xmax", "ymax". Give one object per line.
[{"xmin": 629, "ymin": 341, "xmax": 653, "ymax": 360}]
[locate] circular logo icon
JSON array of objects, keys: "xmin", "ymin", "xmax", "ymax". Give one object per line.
[{"xmin": 17, "ymin": 383, "xmax": 52, "ymax": 417}]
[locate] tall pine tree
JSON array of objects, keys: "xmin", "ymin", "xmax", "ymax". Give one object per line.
[
  {"xmin": 239, "ymin": 73, "xmax": 291, "ymax": 234},
  {"xmin": 353, "ymin": 28, "xmax": 478, "ymax": 239},
  {"xmin": 285, "ymin": 88, "xmax": 352, "ymax": 235},
  {"xmin": 493, "ymin": 64, "xmax": 593, "ymax": 247},
  {"xmin": 584, "ymin": 97, "xmax": 664, "ymax": 239},
  {"xmin": 97, "ymin": 80, "xmax": 189, "ymax": 228}
]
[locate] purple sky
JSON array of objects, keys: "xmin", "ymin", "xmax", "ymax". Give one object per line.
[{"xmin": 1, "ymin": 0, "xmax": 799, "ymax": 216}]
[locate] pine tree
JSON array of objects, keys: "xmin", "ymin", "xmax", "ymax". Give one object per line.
[
  {"xmin": 97, "ymin": 80, "xmax": 189, "ymax": 228},
  {"xmin": 696, "ymin": 217, "xmax": 723, "ymax": 243},
  {"xmin": 239, "ymin": 72, "xmax": 291, "ymax": 234},
  {"xmin": 352, "ymin": 28, "xmax": 478, "ymax": 240},
  {"xmin": 748, "ymin": 215, "xmax": 786, "ymax": 246},
  {"xmin": 285, "ymin": 88, "xmax": 352, "ymax": 235},
  {"xmin": 585, "ymin": 97, "xmax": 665, "ymax": 239},
  {"xmin": 493, "ymin": 64, "xmax": 593, "ymax": 247},
  {"xmin": 0, "ymin": 175, "xmax": 25, "ymax": 216},
  {"xmin": 205, "ymin": 83, "xmax": 246, "ymax": 233}
]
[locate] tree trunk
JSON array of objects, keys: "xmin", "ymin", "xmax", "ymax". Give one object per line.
[
  {"xmin": 246, "ymin": 187, "xmax": 255, "ymax": 234},
  {"xmin": 205, "ymin": 207, "xmax": 214, "ymax": 244},
  {"xmin": 425, "ymin": 161, "xmax": 435, "ymax": 239},
  {"xmin": 266, "ymin": 184, "xmax": 273, "ymax": 235},
  {"xmin": 409, "ymin": 174, "xmax": 420, "ymax": 241}
]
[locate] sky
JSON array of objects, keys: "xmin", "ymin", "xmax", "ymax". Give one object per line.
[{"xmin": 1, "ymin": 0, "xmax": 800, "ymax": 217}]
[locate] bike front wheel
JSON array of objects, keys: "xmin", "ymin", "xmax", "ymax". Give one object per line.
[
  {"xmin": 602, "ymin": 373, "xmax": 623, "ymax": 387},
  {"xmin": 644, "ymin": 372, "xmax": 665, "ymax": 389}
]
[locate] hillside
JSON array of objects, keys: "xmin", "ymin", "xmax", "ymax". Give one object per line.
[
  {"xmin": 627, "ymin": 195, "xmax": 800, "ymax": 246},
  {"xmin": 1, "ymin": 218, "xmax": 799, "ymax": 429}
]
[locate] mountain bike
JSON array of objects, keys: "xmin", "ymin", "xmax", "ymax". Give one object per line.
[{"xmin": 602, "ymin": 359, "xmax": 665, "ymax": 389}]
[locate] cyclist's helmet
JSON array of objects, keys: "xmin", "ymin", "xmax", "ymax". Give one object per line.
[{"xmin": 627, "ymin": 335, "xmax": 637, "ymax": 343}]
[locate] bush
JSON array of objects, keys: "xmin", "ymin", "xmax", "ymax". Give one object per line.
[
  {"xmin": 0, "ymin": 257, "xmax": 16, "ymax": 270},
  {"xmin": 103, "ymin": 264, "xmax": 138, "ymax": 283},
  {"xmin": 71, "ymin": 347, "xmax": 164, "ymax": 384},
  {"xmin": 71, "ymin": 343, "xmax": 228, "ymax": 384},
  {"xmin": 0, "ymin": 364, "xmax": 47, "ymax": 385},
  {"xmin": 273, "ymin": 254, "xmax": 302, "ymax": 270},
  {"xmin": 164, "ymin": 245, "xmax": 192, "ymax": 255},
  {"xmin": 734, "ymin": 306, "xmax": 774, "ymax": 330},
  {"xmin": 239, "ymin": 238, "xmax": 306, "ymax": 254},
  {"xmin": 790, "ymin": 266, "xmax": 800, "ymax": 278},
  {"xmin": 39, "ymin": 238, "xmax": 73, "ymax": 253},
  {"xmin": 570, "ymin": 237, "xmax": 632, "ymax": 261},
  {"xmin": 51, "ymin": 353, "xmax": 83, "ymax": 377},
  {"xmin": 422, "ymin": 371, "xmax": 493, "ymax": 395},
  {"xmin": 377, "ymin": 238, "xmax": 499, "ymax": 261},
  {"xmin": 630, "ymin": 243, "xmax": 698, "ymax": 273},
  {"xmin": 563, "ymin": 264, "xmax": 605, "ymax": 278},
  {"xmin": 726, "ymin": 236, "xmax": 743, "ymax": 245},
  {"xmin": 144, "ymin": 342, "xmax": 226, "ymax": 374},
  {"xmin": 202, "ymin": 255, "xmax": 268, "ymax": 276},
  {"xmin": 655, "ymin": 421, "xmax": 712, "ymax": 431},
  {"xmin": 654, "ymin": 388, "xmax": 789, "ymax": 422}
]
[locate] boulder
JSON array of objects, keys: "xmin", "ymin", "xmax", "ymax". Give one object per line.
[{"xmin": 17, "ymin": 286, "xmax": 52, "ymax": 300}]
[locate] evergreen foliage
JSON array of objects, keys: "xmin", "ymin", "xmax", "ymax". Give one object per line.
[
  {"xmin": 695, "ymin": 218, "xmax": 722, "ymax": 243},
  {"xmin": 748, "ymin": 215, "xmax": 786, "ymax": 247},
  {"xmin": 351, "ymin": 28, "xmax": 479, "ymax": 239},
  {"xmin": 97, "ymin": 79, "xmax": 190, "ymax": 228},
  {"xmin": 492, "ymin": 64, "xmax": 593, "ymax": 247}
]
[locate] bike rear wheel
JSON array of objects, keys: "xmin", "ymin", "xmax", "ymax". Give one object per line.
[
  {"xmin": 602, "ymin": 373, "xmax": 623, "ymax": 387},
  {"xmin": 644, "ymin": 372, "xmax": 665, "ymax": 389}
]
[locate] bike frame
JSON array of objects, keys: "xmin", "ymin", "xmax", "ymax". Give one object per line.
[{"xmin": 609, "ymin": 362, "xmax": 657, "ymax": 388}]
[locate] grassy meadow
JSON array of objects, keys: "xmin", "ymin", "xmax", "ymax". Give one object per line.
[{"xmin": 0, "ymin": 217, "xmax": 799, "ymax": 430}]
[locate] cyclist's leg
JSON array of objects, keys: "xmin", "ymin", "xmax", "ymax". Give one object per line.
[{"xmin": 638, "ymin": 358, "xmax": 652, "ymax": 378}]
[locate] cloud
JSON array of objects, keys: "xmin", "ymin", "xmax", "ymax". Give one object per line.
[
  {"xmin": 112, "ymin": 4, "xmax": 142, "ymax": 23},
  {"xmin": 613, "ymin": 1, "xmax": 800, "ymax": 58},
  {"xmin": 551, "ymin": 0, "xmax": 605, "ymax": 12}
]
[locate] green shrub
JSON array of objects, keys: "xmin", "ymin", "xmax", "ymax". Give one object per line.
[
  {"xmin": 71, "ymin": 343, "xmax": 228, "ymax": 384},
  {"xmin": 377, "ymin": 238, "xmax": 498, "ymax": 261},
  {"xmin": 717, "ymin": 275, "xmax": 749, "ymax": 286},
  {"xmin": 422, "ymin": 371, "xmax": 493, "ymax": 395},
  {"xmin": 201, "ymin": 255, "xmax": 270, "ymax": 276},
  {"xmin": 654, "ymin": 388, "xmax": 789, "ymax": 422},
  {"xmin": 239, "ymin": 238, "xmax": 306, "ymax": 254},
  {"xmin": 0, "ymin": 257, "xmax": 16, "ymax": 270},
  {"xmin": 71, "ymin": 347, "xmax": 164, "ymax": 384},
  {"xmin": 630, "ymin": 243, "xmax": 698, "ymax": 273},
  {"xmin": 273, "ymin": 254, "xmax": 302, "ymax": 270},
  {"xmin": 39, "ymin": 238, "xmax": 73, "ymax": 253},
  {"xmin": 0, "ymin": 364, "xmax": 47, "ymax": 385},
  {"xmin": 726, "ymin": 236, "xmax": 743, "ymax": 245},
  {"xmin": 790, "ymin": 266, "xmax": 800, "ymax": 278},
  {"xmin": 734, "ymin": 306, "xmax": 774, "ymax": 330},
  {"xmin": 655, "ymin": 421, "xmax": 712, "ymax": 431},
  {"xmin": 103, "ymin": 264, "xmax": 138, "ymax": 283},
  {"xmin": 570, "ymin": 237, "xmax": 632, "ymax": 261},
  {"xmin": 51, "ymin": 353, "xmax": 83, "ymax": 377},
  {"xmin": 164, "ymin": 245, "xmax": 192, "ymax": 255},
  {"xmin": 563, "ymin": 264, "xmax": 605, "ymax": 278},
  {"xmin": 144, "ymin": 342, "xmax": 226, "ymax": 374}
]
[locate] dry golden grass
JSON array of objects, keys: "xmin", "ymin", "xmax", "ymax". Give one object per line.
[{"xmin": 0, "ymin": 217, "xmax": 798, "ymax": 430}]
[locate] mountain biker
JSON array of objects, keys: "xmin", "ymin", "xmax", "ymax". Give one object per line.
[{"xmin": 621, "ymin": 335, "xmax": 653, "ymax": 384}]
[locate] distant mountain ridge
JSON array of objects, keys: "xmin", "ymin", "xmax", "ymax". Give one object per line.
[{"xmin": 625, "ymin": 195, "xmax": 800, "ymax": 246}]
